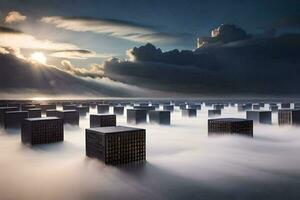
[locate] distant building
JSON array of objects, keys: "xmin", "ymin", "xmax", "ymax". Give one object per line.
[
  {"xmin": 4, "ymin": 111, "xmax": 28, "ymax": 129},
  {"xmin": 0, "ymin": 107, "xmax": 19, "ymax": 126},
  {"xmin": 182, "ymin": 108, "xmax": 197, "ymax": 117},
  {"xmin": 252, "ymin": 104, "xmax": 260, "ymax": 110},
  {"xmin": 28, "ymin": 108, "xmax": 42, "ymax": 118},
  {"xmin": 97, "ymin": 104, "xmax": 110, "ymax": 114},
  {"xmin": 76, "ymin": 106, "xmax": 90, "ymax": 116},
  {"xmin": 63, "ymin": 104, "xmax": 77, "ymax": 110},
  {"xmin": 281, "ymin": 103, "xmax": 291, "ymax": 109},
  {"xmin": 237, "ymin": 103, "xmax": 252, "ymax": 112},
  {"xmin": 269, "ymin": 105, "xmax": 279, "ymax": 112},
  {"xmin": 188, "ymin": 104, "xmax": 202, "ymax": 110},
  {"xmin": 133, "ymin": 105, "xmax": 155, "ymax": 113},
  {"xmin": 278, "ymin": 109, "xmax": 300, "ymax": 125},
  {"xmin": 21, "ymin": 104, "xmax": 36, "ymax": 111},
  {"xmin": 208, "ymin": 118, "xmax": 253, "ymax": 137},
  {"xmin": 178, "ymin": 104, "xmax": 187, "ymax": 110},
  {"xmin": 149, "ymin": 110, "xmax": 171, "ymax": 125},
  {"xmin": 246, "ymin": 111, "xmax": 272, "ymax": 124},
  {"xmin": 213, "ymin": 104, "xmax": 224, "ymax": 110},
  {"xmin": 46, "ymin": 109, "xmax": 79, "ymax": 125},
  {"xmin": 39, "ymin": 104, "xmax": 56, "ymax": 113},
  {"xmin": 163, "ymin": 105, "xmax": 174, "ymax": 112},
  {"xmin": 113, "ymin": 106, "xmax": 124, "ymax": 115},
  {"xmin": 208, "ymin": 109, "xmax": 221, "ymax": 117},
  {"xmin": 90, "ymin": 114, "xmax": 116, "ymax": 128},
  {"xmin": 21, "ymin": 117, "xmax": 63, "ymax": 145},
  {"xmin": 86, "ymin": 126, "xmax": 146, "ymax": 165},
  {"xmin": 127, "ymin": 109, "xmax": 147, "ymax": 124}
]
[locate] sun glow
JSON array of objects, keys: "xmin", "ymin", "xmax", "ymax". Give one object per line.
[{"xmin": 30, "ymin": 52, "xmax": 47, "ymax": 65}]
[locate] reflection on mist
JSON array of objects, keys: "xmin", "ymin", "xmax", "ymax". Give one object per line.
[{"xmin": 1, "ymin": 106, "xmax": 300, "ymax": 200}]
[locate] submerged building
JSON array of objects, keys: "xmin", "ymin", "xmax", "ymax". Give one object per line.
[
  {"xmin": 4, "ymin": 111, "xmax": 28, "ymax": 129},
  {"xmin": 149, "ymin": 110, "xmax": 171, "ymax": 125},
  {"xmin": 28, "ymin": 108, "xmax": 42, "ymax": 118},
  {"xmin": 0, "ymin": 107, "xmax": 19, "ymax": 126},
  {"xmin": 163, "ymin": 105, "xmax": 174, "ymax": 112},
  {"xmin": 97, "ymin": 104, "xmax": 110, "ymax": 114},
  {"xmin": 86, "ymin": 126, "xmax": 146, "ymax": 165},
  {"xmin": 113, "ymin": 106, "xmax": 124, "ymax": 115},
  {"xmin": 182, "ymin": 108, "xmax": 197, "ymax": 117},
  {"xmin": 278, "ymin": 109, "xmax": 300, "ymax": 125},
  {"xmin": 46, "ymin": 110, "xmax": 79, "ymax": 125},
  {"xmin": 246, "ymin": 111, "xmax": 272, "ymax": 124},
  {"xmin": 208, "ymin": 118, "xmax": 253, "ymax": 137},
  {"xmin": 127, "ymin": 109, "xmax": 147, "ymax": 124},
  {"xmin": 90, "ymin": 114, "xmax": 116, "ymax": 128},
  {"xmin": 21, "ymin": 117, "xmax": 64, "ymax": 145},
  {"xmin": 208, "ymin": 109, "xmax": 221, "ymax": 117}
]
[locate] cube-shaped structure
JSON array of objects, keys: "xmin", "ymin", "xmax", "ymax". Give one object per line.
[
  {"xmin": 63, "ymin": 104, "xmax": 77, "ymax": 110},
  {"xmin": 39, "ymin": 104, "xmax": 56, "ymax": 113},
  {"xmin": 246, "ymin": 111, "xmax": 272, "ymax": 124},
  {"xmin": 28, "ymin": 108, "xmax": 42, "ymax": 118},
  {"xmin": 238, "ymin": 103, "xmax": 252, "ymax": 112},
  {"xmin": 163, "ymin": 105, "xmax": 174, "ymax": 112},
  {"xmin": 213, "ymin": 104, "xmax": 224, "ymax": 110},
  {"xmin": 188, "ymin": 104, "xmax": 202, "ymax": 110},
  {"xmin": 149, "ymin": 110, "xmax": 171, "ymax": 125},
  {"xmin": 182, "ymin": 108, "xmax": 197, "ymax": 117},
  {"xmin": 21, "ymin": 117, "xmax": 63, "ymax": 145},
  {"xmin": 127, "ymin": 109, "xmax": 147, "ymax": 124},
  {"xmin": 208, "ymin": 118, "xmax": 253, "ymax": 137},
  {"xmin": 0, "ymin": 107, "xmax": 19, "ymax": 126},
  {"xmin": 208, "ymin": 109, "xmax": 221, "ymax": 117},
  {"xmin": 97, "ymin": 104, "xmax": 109, "ymax": 114},
  {"xmin": 90, "ymin": 114, "xmax": 116, "ymax": 128},
  {"xmin": 281, "ymin": 103, "xmax": 291, "ymax": 109},
  {"xmin": 151, "ymin": 103, "xmax": 160, "ymax": 109},
  {"xmin": 46, "ymin": 110, "xmax": 79, "ymax": 125},
  {"xmin": 21, "ymin": 104, "xmax": 36, "ymax": 111},
  {"xmin": 86, "ymin": 126, "xmax": 146, "ymax": 165},
  {"xmin": 179, "ymin": 104, "xmax": 187, "ymax": 110},
  {"xmin": 133, "ymin": 106, "xmax": 155, "ymax": 113},
  {"xmin": 252, "ymin": 104, "xmax": 260, "ymax": 110},
  {"xmin": 278, "ymin": 109, "xmax": 300, "ymax": 125},
  {"xmin": 76, "ymin": 106, "xmax": 90, "ymax": 116},
  {"xmin": 113, "ymin": 106, "xmax": 124, "ymax": 115},
  {"xmin": 4, "ymin": 111, "xmax": 28, "ymax": 129},
  {"xmin": 269, "ymin": 105, "xmax": 279, "ymax": 112}
]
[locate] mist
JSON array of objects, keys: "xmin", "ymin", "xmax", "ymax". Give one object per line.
[{"xmin": 1, "ymin": 105, "xmax": 300, "ymax": 200}]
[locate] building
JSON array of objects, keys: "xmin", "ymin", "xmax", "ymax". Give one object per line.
[
  {"xmin": 21, "ymin": 104, "xmax": 36, "ymax": 111},
  {"xmin": 4, "ymin": 111, "xmax": 28, "ymax": 129},
  {"xmin": 188, "ymin": 104, "xmax": 202, "ymax": 110},
  {"xmin": 63, "ymin": 104, "xmax": 77, "ymax": 110},
  {"xmin": 127, "ymin": 109, "xmax": 147, "ymax": 124},
  {"xmin": 0, "ymin": 107, "xmax": 19, "ymax": 126},
  {"xmin": 182, "ymin": 108, "xmax": 197, "ymax": 117},
  {"xmin": 133, "ymin": 105, "xmax": 155, "ymax": 113},
  {"xmin": 21, "ymin": 117, "xmax": 63, "ymax": 145},
  {"xmin": 269, "ymin": 105, "xmax": 279, "ymax": 112},
  {"xmin": 76, "ymin": 106, "xmax": 90, "ymax": 116},
  {"xmin": 90, "ymin": 114, "xmax": 116, "ymax": 128},
  {"xmin": 28, "ymin": 108, "xmax": 42, "ymax": 118},
  {"xmin": 46, "ymin": 109, "xmax": 79, "ymax": 125},
  {"xmin": 246, "ymin": 111, "xmax": 272, "ymax": 124},
  {"xmin": 178, "ymin": 104, "xmax": 187, "ymax": 110},
  {"xmin": 278, "ymin": 109, "xmax": 300, "ymax": 125},
  {"xmin": 97, "ymin": 104, "xmax": 110, "ymax": 114},
  {"xmin": 151, "ymin": 103, "xmax": 160, "ymax": 109},
  {"xmin": 252, "ymin": 104, "xmax": 260, "ymax": 110},
  {"xmin": 39, "ymin": 104, "xmax": 56, "ymax": 113},
  {"xmin": 281, "ymin": 103, "xmax": 291, "ymax": 109},
  {"xmin": 237, "ymin": 103, "xmax": 252, "ymax": 112},
  {"xmin": 208, "ymin": 109, "xmax": 221, "ymax": 117},
  {"xmin": 213, "ymin": 104, "xmax": 224, "ymax": 110},
  {"xmin": 208, "ymin": 118, "xmax": 253, "ymax": 137},
  {"xmin": 86, "ymin": 126, "xmax": 146, "ymax": 165},
  {"xmin": 149, "ymin": 110, "xmax": 171, "ymax": 125},
  {"xmin": 163, "ymin": 105, "xmax": 174, "ymax": 112},
  {"xmin": 113, "ymin": 106, "xmax": 124, "ymax": 115}
]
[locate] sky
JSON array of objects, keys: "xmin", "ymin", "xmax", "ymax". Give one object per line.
[{"xmin": 0, "ymin": 0, "xmax": 299, "ymax": 97}]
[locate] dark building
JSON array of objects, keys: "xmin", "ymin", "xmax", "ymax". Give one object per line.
[
  {"xmin": 39, "ymin": 104, "xmax": 56, "ymax": 113},
  {"xmin": 86, "ymin": 126, "xmax": 146, "ymax": 165},
  {"xmin": 252, "ymin": 104, "xmax": 260, "ymax": 110},
  {"xmin": 149, "ymin": 110, "xmax": 171, "ymax": 125},
  {"xmin": 213, "ymin": 104, "xmax": 224, "ymax": 110},
  {"xmin": 21, "ymin": 104, "xmax": 36, "ymax": 111},
  {"xmin": 46, "ymin": 110, "xmax": 79, "ymax": 125},
  {"xmin": 4, "ymin": 111, "xmax": 28, "ymax": 129},
  {"xmin": 90, "ymin": 114, "xmax": 116, "ymax": 128},
  {"xmin": 76, "ymin": 106, "xmax": 90, "ymax": 116},
  {"xmin": 281, "ymin": 103, "xmax": 291, "ymax": 109},
  {"xmin": 151, "ymin": 103, "xmax": 160, "ymax": 109},
  {"xmin": 28, "ymin": 108, "xmax": 42, "ymax": 118},
  {"xmin": 0, "ymin": 106, "xmax": 19, "ymax": 126},
  {"xmin": 97, "ymin": 104, "xmax": 110, "ymax": 114},
  {"xmin": 133, "ymin": 105, "xmax": 155, "ymax": 113},
  {"xmin": 188, "ymin": 104, "xmax": 202, "ymax": 110},
  {"xmin": 63, "ymin": 104, "xmax": 77, "ymax": 110},
  {"xmin": 237, "ymin": 103, "xmax": 252, "ymax": 112},
  {"xmin": 113, "ymin": 106, "xmax": 124, "ymax": 115},
  {"xmin": 182, "ymin": 108, "xmax": 197, "ymax": 117},
  {"xmin": 179, "ymin": 104, "xmax": 187, "ymax": 110},
  {"xmin": 163, "ymin": 105, "xmax": 174, "ymax": 112},
  {"xmin": 269, "ymin": 105, "xmax": 279, "ymax": 112},
  {"xmin": 127, "ymin": 109, "xmax": 147, "ymax": 124},
  {"xmin": 208, "ymin": 118, "xmax": 253, "ymax": 137},
  {"xmin": 208, "ymin": 109, "xmax": 221, "ymax": 117},
  {"xmin": 278, "ymin": 109, "xmax": 300, "ymax": 125},
  {"xmin": 246, "ymin": 111, "xmax": 272, "ymax": 124},
  {"xmin": 21, "ymin": 117, "xmax": 63, "ymax": 145}
]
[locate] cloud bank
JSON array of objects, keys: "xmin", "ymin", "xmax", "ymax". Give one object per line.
[
  {"xmin": 4, "ymin": 11, "xmax": 26, "ymax": 24},
  {"xmin": 50, "ymin": 49, "xmax": 112, "ymax": 60},
  {"xmin": 41, "ymin": 16, "xmax": 187, "ymax": 43}
]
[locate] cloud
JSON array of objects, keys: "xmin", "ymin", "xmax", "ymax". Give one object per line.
[
  {"xmin": 0, "ymin": 26, "xmax": 78, "ymax": 51},
  {"xmin": 41, "ymin": 16, "xmax": 187, "ymax": 43},
  {"xmin": 197, "ymin": 24, "xmax": 251, "ymax": 48},
  {"xmin": 50, "ymin": 49, "xmax": 113, "ymax": 59},
  {"xmin": 102, "ymin": 33, "xmax": 300, "ymax": 94},
  {"xmin": 4, "ymin": 11, "xmax": 27, "ymax": 24},
  {"xmin": 60, "ymin": 60, "xmax": 104, "ymax": 78}
]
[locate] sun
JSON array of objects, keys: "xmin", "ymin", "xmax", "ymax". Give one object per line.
[{"xmin": 30, "ymin": 52, "xmax": 47, "ymax": 65}]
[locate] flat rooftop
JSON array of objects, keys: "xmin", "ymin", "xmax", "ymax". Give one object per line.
[
  {"xmin": 90, "ymin": 114, "xmax": 115, "ymax": 117},
  {"xmin": 25, "ymin": 117, "xmax": 60, "ymax": 121},
  {"xmin": 209, "ymin": 118, "xmax": 251, "ymax": 122},
  {"xmin": 5, "ymin": 111, "xmax": 27, "ymax": 114},
  {"xmin": 87, "ymin": 126, "xmax": 145, "ymax": 134}
]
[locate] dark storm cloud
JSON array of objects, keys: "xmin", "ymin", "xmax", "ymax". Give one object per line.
[
  {"xmin": 0, "ymin": 26, "xmax": 22, "ymax": 34},
  {"xmin": 102, "ymin": 32, "xmax": 300, "ymax": 94},
  {"xmin": 272, "ymin": 15, "xmax": 300, "ymax": 29},
  {"xmin": 41, "ymin": 16, "xmax": 189, "ymax": 43}
]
